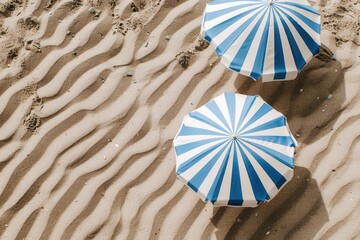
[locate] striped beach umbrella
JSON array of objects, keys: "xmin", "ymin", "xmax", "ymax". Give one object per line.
[
  {"xmin": 201, "ymin": 0, "xmax": 321, "ymax": 82},
  {"xmin": 173, "ymin": 93, "xmax": 297, "ymax": 207}
]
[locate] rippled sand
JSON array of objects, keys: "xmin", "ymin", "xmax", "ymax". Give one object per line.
[{"xmin": 0, "ymin": 0, "xmax": 359, "ymax": 239}]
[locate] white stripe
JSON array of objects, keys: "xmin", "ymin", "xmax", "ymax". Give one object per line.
[
  {"xmin": 238, "ymin": 107, "xmax": 282, "ymax": 134},
  {"xmin": 241, "ymin": 140, "xmax": 293, "ymax": 181},
  {"xmin": 236, "ymin": 96, "xmax": 264, "ymax": 132},
  {"xmin": 175, "ymin": 138, "xmax": 229, "ymax": 168},
  {"xmin": 214, "ymin": 143, "xmax": 235, "ymax": 206},
  {"xmin": 220, "ymin": 7, "xmax": 268, "ymax": 69},
  {"xmin": 174, "ymin": 134, "xmax": 228, "ymax": 147},
  {"xmin": 182, "ymin": 114, "xmax": 231, "ymax": 136},
  {"xmin": 178, "ymin": 141, "xmax": 230, "ymax": 183},
  {"xmin": 276, "ymin": 8, "xmax": 313, "ymax": 75},
  {"xmin": 240, "ymin": 137, "xmax": 295, "ymax": 158},
  {"xmin": 277, "ymin": 3, "xmax": 320, "ymax": 23},
  {"xmin": 214, "ymin": 94, "xmax": 233, "ymax": 133},
  {"xmin": 240, "ymin": 126, "xmax": 292, "ymax": 137},
  {"xmin": 205, "ymin": 1, "xmax": 264, "ymax": 13},
  {"xmin": 207, "ymin": 6, "xmax": 265, "ymax": 48},
  {"xmin": 276, "ymin": 0, "xmax": 312, "ymax": 8},
  {"xmin": 240, "ymin": 142, "xmax": 278, "ymax": 199},
  {"xmin": 239, "ymin": 9, "xmax": 271, "ymax": 77},
  {"xmin": 197, "ymin": 143, "xmax": 233, "ymax": 201},
  {"xmin": 262, "ymin": 9, "xmax": 275, "ymax": 82},
  {"xmin": 273, "ymin": 9, "xmax": 298, "ymax": 80},
  {"xmin": 276, "ymin": 4, "xmax": 320, "ymax": 45},
  {"xmin": 234, "ymin": 94, "xmax": 247, "ymax": 132},
  {"xmin": 235, "ymin": 143, "xmax": 257, "ymax": 207},
  {"xmin": 194, "ymin": 105, "xmax": 231, "ymax": 134}
]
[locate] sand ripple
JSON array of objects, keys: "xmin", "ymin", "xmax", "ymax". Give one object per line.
[{"xmin": 0, "ymin": 0, "xmax": 359, "ymax": 239}]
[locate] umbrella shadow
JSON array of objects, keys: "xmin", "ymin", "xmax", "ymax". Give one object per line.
[
  {"xmin": 209, "ymin": 166, "xmax": 329, "ymax": 240},
  {"xmin": 234, "ymin": 44, "xmax": 346, "ymax": 144}
]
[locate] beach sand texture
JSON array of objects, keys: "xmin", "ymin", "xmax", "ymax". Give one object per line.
[{"xmin": 0, "ymin": 0, "xmax": 359, "ymax": 239}]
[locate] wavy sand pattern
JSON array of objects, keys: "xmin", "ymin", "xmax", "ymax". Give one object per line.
[{"xmin": 0, "ymin": 0, "xmax": 359, "ymax": 239}]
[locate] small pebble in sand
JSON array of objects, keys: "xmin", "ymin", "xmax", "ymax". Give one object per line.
[
  {"xmin": 165, "ymin": 35, "xmax": 171, "ymax": 40},
  {"xmin": 103, "ymin": 156, "xmax": 107, "ymax": 160},
  {"xmin": 327, "ymin": 94, "xmax": 333, "ymax": 99},
  {"xmin": 145, "ymin": 42, "xmax": 149, "ymax": 47},
  {"xmin": 89, "ymin": 7, "xmax": 96, "ymax": 13},
  {"xmin": 5, "ymin": 224, "xmax": 8, "ymax": 227},
  {"xmin": 255, "ymin": 213, "xmax": 258, "ymax": 217},
  {"xmin": 66, "ymin": 30, "xmax": 71, "ymax": 35},
  {"xmin": 75, "ymin": 199, "xmax": 78, "ymax": 202},
  {"xmin": 209, "ymin": 63, "xmax": 213, "ymax": 67},
  {"xmin": 126, "ymin": 71, "xmax": 134, "ymax": 77},
  {"xmin": 317, "ymin": 97, "xmax": 320, "ymax": 100},
  {"xmin": 72, "ymin": 51, "xmax": 77, "ymax": 56},
  {"xmin": 114, "ymin": 143, "xmax": 119, "ymax": 148},
  {"xmin": 299, "ymin": 88, "xmax": 303, "ymax": 93},
  {"xmin": 295, "ymin": 133, "xmax": 300, "ymax": 137},
  {"xmin": 236, "ymin": 218, "xmax": 241, "ymax": 222},
  {"xmin": 335, "ymin": 69, "xmax": 338, "ymax": 72},
  {"xmin": 322, "ymin": 109, "xmax": 325, "ymax": 112},
  {"xmin": 266, "ymin": 231, "xmax": 270, "ymax": 235}
]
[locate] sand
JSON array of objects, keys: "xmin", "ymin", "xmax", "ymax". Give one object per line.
[{"xmin": 0, "ymin": 0, "xmax": 359, "ymax": 239}]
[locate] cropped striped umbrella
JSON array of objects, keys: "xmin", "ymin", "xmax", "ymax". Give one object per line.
[
  {"xmin": 173, "ymin": 93, "xmax": 297, "ymax": 207},
  {"xmin": 201, "ymin": 0, "xmax": 321, "ymax": 82}
]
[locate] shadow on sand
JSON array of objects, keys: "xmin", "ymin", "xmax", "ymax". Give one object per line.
[
  {"xmin": 235, "ymin": 44, "xmax": 346, "ymax": 145},
  {"xmin": 210, "ymin": 166, "xmax": 329, "ymax": 240}
]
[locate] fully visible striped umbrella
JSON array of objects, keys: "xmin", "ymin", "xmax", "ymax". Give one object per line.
[
  {"xmin": 201, "ymin": 0, "xmax": 321, "ymax": 82},
  {"xmin": 173, "ymin": 93, "xmax": 297, "ymax": 207}
]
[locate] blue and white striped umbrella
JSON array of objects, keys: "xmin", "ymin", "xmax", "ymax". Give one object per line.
[
  {"xmin": 173, "ymin": 93, "xmax": 297, "ymax": 207},
  {"xmin": 201, "ymin": 0, "xmax": 321, "ymax": 81}
]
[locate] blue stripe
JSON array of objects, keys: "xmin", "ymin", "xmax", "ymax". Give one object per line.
[
  {"xmin": 177, "ymin": 140, "xmax": 229, "ymax": 175},
  {"xmin": 175, "ymin": 137, "xmax": 227, "ymax": 156},
  {"xmin": 276, "ymin": 7, "xmax": 320, "ymax": 56},
  {"xmin": 273, "ymin": 8, "xmax": 286, "ymax": 80},
  {"xmin": 236, "ymin": 95, "xmax": 256, "ymax": 133},
  {"xmin": 241, "ymin": 139, "xmax": 294, "ymax": 168},
  {"xmin": 277, "ymin": 2, "xmax": 320, "ymax": 15},
  {"xmin": 206, "ymin": 100, "xmax": 232, "ymax": 134},
  {"xmin": 277, "ymin": 5, "xmax": 320, "ymax": 34},
  {"xmin": 189, "ymin": 111, "xmax": 229, "ymax": 134},
  {"xmin": 238, "ymin": 103, "xmax": 273, "ymax": 133},
  {"xmin": 214, "ymin": 7, "xmax": 266, "ymax": 56},
  {"xmin": 240, "ymin": 116, "xmax": 285, "ymax": 135},
  {"xmin": 241, "ymin": 142, "xmax": 287, "ymax": 189},
  {"xmin": 187, "ymin": 143, "xmax": 231, "ymax": 193},
  {"xmin": 250, "ymin": 11, "xmax": 271, "ymax": 80},
  {"xmin": 274, "ymin": 8, "xmax": 306, "ymax": 71},
  {"xmin": 207, "ymin": 142, "xmax": 233, "ymax": 203},
  {"xmin": 241, "ymin": 135, "xmax": 295, "ymax": 147},
  {"xmin": 224, "ymin": 92, "xmax": 236, "ymax": 132},
  {"xmin": 228, "ymin": 143, "xmax": 243, "ymax": 206},
  {"xmin": 228, "ymin": 9, "xmax": 268, "ymax": 72},
  {"xmin": 177, "ymin": 125, "xmax": 228, "ymax": 137},
  {"xmin": 237, "ymin": 141, "xmax": 270, "ymax": 202}
]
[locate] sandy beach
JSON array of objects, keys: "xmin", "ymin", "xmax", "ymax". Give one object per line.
[{"xmin": 0, "ymin": 0, "xmax": 359, "ymax": 239}]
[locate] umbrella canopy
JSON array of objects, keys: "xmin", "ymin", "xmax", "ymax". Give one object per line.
[
  {"xmin": 173, "ymin": 93, "xmax": 297, "ymax": 207},
  {"xmin": 201, "ymin": 0, "xmax": 321, "ymax": 82}
]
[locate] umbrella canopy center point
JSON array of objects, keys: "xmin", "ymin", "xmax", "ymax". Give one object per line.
[
  {"xmin": 231, "ymin": 133, "xmax": 237, "ymax": 140},
  {"xmin": 268, "ymin": 0, "xmax": 274, "ymax": 6}
]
